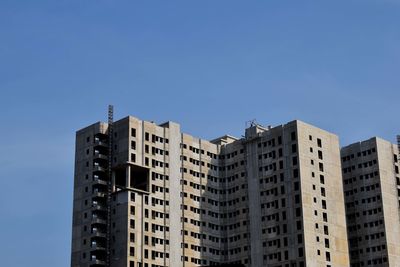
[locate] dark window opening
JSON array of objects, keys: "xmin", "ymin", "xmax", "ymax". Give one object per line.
[
  {"xmin": 115, "ymin": 168, "xmax": 127, "ymax": 188},
  {"xmin": 130, "ymin": 165, "xmax": 150, "ymax": 191}
]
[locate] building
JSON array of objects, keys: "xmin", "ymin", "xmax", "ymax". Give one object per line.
[
  {"xmin": 341, "ymin": 137, "xmax": 400, "ymax": 267},
  {"xmin": 71, "ymin": 114, "xmax": 349, "ymax": 267}
]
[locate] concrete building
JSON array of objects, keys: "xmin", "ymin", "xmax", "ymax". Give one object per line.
[
  {"xmin": 341, "ymin": 137, "xmax": 400, "ymax": 267},
  {"xmin": 71, "ymin": 115, "xmax": 349, "ymax": 267}
]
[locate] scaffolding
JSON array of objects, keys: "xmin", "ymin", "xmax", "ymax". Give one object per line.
[
  {"xmin": 397, "ymin": 135, "xmax": 400, "ymax": 160},
  {"xmin": 106, "ymin": 105, "xmax": 113, "ymax": 267}
]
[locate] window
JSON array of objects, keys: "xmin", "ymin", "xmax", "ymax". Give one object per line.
[
  {"xmin": 298, "ymin": 247, "xmax": 303, "ymax": 257},
  {"xmin": 323, "ymin": 212, "xmax": 328, "ymax": 222},
  {"xmin": 317, "ymin": 138, "xmax": 322, "ymax": 148},
  {"xmin": 291, "ymin": 131, "xmax": 296, "ymax": 141},
  {"xmin": 318, "ymin": 150, "xmax": 323, "ymax": 160},
  {"xmin": 130, "ymin": 247, "xmax": 135, "ymax": 256},
  {"xmin": 131, "ymin": 141, "xmax": 136, "ymax": 150},
  {"xmin": 296, "ymin": 207, "xmax": 302, "ymax": 217},
  {"xmin": 322, "ymin": 200, "xmax": 327, "ymax": 209},
  {"xmin": 145, "ymin": 132, "xmax": 149, "ymax": 141},
  {"xmin": 294, "ymin": 182, "xmax": 299, "ymax": 191},
  {"xmin": 324, "ymin": 225, "xmax": 329, "ymax": 235},
  {"xmin": 131, "ymin": 128, "xmax": 136, "ymax": 137},
  {"xmin": 293, "ymin": 157, "xmax": 298, "ymax": 166},
  {"xmin": 326, "ymin": 251, "xmax": 331, "ymax": 261},
  {"xmin": 298, "ymin": 234, "xmax": 303, "ymax": 244},
  {"xmin": 318, "ymin": 162, "xmax": 324, "ymax": 172}
]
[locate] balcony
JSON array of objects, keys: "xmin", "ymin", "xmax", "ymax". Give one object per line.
[
  {"xmin": 91, "ymin": 228, "xmax": 107, "ymax": 238},
  {"xmin": 92, "ymin": 215, "xmax": 107, "ymax": 225},
  {"xmin": 92, "ymin": 203, "xmax": 106, "ymax": 211},
  {"xmin": 93, "ymin": 177, "xmax": 107, "ymax": 186},
  {"xmin": 93, "ymin": 165, "xmax": 107, "ymax": 173},
  {"xmin": 94, "ymin": 151, "xmax": 108, "ymax": 161},
  {"xmin": 92, "ymin": 191, "xmax": 106, "ymax": 198},
  {"xmin": 90, "ymin": 258, "xmax": 106, "ymax": 267},
  {"xmin": 94, "ymin": 139, "xmax": 108, "ymax": 148},
  {"xmin": 90, "ymin": 240, "xmax": 107, "ymax": 266},
  {"xmin": 91, "ymin": 242, "xmax": 106, "ymax": 251}
]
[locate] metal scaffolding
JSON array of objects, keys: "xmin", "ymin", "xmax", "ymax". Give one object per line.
[{"xmin": 106, "ymin": 105, "xmax": 113, "ymax": 267}]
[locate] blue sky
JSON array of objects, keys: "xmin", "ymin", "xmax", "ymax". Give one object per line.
[{"xmin": 0, "ymin": 1, "xmax": 399, "ymax": 266}]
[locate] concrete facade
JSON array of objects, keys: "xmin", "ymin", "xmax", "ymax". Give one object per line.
[
  {"xmin": 71, "ymin": 116, "xmax": 350, "ymax": 267},
  {"xmin": 341, "ymin": 137, "xmax": 400, "ymax": 267}
]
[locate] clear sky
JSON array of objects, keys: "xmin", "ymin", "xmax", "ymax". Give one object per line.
[{"xmin": 0, "ymin": 0, "xmax": 399, "ymax": 266}]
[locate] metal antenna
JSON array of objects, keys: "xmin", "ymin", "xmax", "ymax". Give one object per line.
[
  {"xmin": 245, "ymin": 119, "xmax": 257, "ymax": 128},
  {"xmin": 106, "ymin": 105, "xmax": 114, "ymax": 267}
]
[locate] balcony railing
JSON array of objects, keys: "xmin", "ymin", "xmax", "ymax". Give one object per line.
[
  {"xmin": 90, "ymin": 258, "xmax": 106, "ymax": 266},
  {"xmin": 91, "ymin": 228, "xmax": 106, "ymax": 238},
  {"xmin": 93, "ymin": 165, "xmax": 106, "ymax": 173},
  {"xmin": 92, "ymin": 216, "xmax": 107, "ymax": 225},
  {"xmin": 94, "ymin": 151, "xmax": 108, "ymax": 160},
  {"xmin": 94, "ymin": 139, "xmax": 108, "ymax": 147},
  {"xmin": 93, "ymin": 177, "xmax": 107, "ymax": 186},
  {"xmin": 92, "ymin": 191, "xmax": 106, "ymax": 198},
  {"xmin": 91, "ymin": 242, "xmax": 106, "ymax": 250},
  {"xmin": 92, "ymin": 203, "xmax": 106, "ymax": 211}
]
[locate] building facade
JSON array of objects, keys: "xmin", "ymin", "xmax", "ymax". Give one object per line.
[
  {"xmin": 341, "ymin": 137, "xmax": 400, "ymax": 267},
  {"xmin": 71, "ymin": 115, "xmax": 350, "ymax": 267}
]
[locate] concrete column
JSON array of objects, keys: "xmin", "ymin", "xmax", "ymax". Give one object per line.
[
  {"xmin": 166, "ymin": 122, "xmax": 182, "ymax": 267},
  {"xmin": 246, "ymin": 139, "xmax": 263, "ymax": 267}
]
